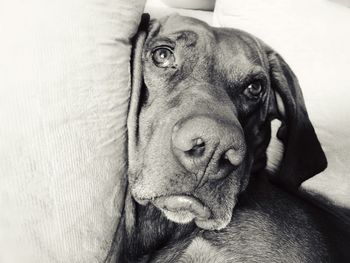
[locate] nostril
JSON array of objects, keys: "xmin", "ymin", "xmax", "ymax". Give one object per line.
[
  {"xmin": 186, "ymin": 138, "xmax": 205, "ymax": 157},
  {"xmin": 223, "ymin": 148, "xmax": 244, "ymax": 167},
  {"xmin": 194, "ymin": 138, "xmax": 204, "ymax": 147}
]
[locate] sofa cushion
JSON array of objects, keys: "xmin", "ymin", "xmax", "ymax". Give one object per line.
[
  {"xmin": 145, "ymin": 0, "xmax": 214, "ymax": 24},
  {"xmin": 0, "ymin": 0, "xmax": 145, "ymax": 262}
]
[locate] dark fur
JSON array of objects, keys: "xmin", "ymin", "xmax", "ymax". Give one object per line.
[{"xmin": 116, "ymin": 14, "xmax": 349, "ymax": 263}]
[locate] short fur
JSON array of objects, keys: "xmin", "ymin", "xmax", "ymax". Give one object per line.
[{"xmin": 115, "ymin": 14, "xmax": 349, "ymax": 263}]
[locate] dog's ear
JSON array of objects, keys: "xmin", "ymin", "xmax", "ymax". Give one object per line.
[
  {"xmin": 128, "ymin": 13, "xmax": 150, "ymax": 162},
  {"xmin": 124, "ymin": 13, "xmax": 151, "ymax": 238},
  {"xmin": 265, "ymin": 47, "xmax": 327, "ymax": 189}
]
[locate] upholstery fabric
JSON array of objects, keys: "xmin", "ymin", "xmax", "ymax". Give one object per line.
[{"xmin": 0, "ymin": 0, "xmax": 145, "ymax": 262}]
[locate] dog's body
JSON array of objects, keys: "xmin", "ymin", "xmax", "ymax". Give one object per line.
[
  {"xmin": 116, "ymin": 14, "xmax": 349, "ymax": 262},
  {"xmin": 122, "ymin": 173, "xmax": 337, "ymax": 262}
]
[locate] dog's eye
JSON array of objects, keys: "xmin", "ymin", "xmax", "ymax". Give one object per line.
[
  {"xmin": 152, "ymin": 46, "xmax": 175, "ymax": 68},
  {"xmin": 244, "ymin": 82, "xmax": 263, "ymax": 99}
]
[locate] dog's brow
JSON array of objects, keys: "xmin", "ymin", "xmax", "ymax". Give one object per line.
[
  {"xmin": 249, "ymin": 66, "xmax": 267, "ymax": 78},
  {"xmin": 173, "ymin": 31, "xmax": 198, "ymax": 46},
  {"xmin": 148, "ymin": 37, "xmax": 175, "ymax": 49},
  {"xmin": 225, "ymin": 67, "xmax": 267, "ymax": 89},
  {"xmin": 243, "ymin": 68, "xmax": 268, "ymax": 85}
]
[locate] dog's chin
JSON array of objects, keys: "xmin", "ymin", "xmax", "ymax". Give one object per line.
[
  {"xmin": 159, "ymin": 208, "xmax": 197, "ymax": 224},
  {"xmin": 151, "ymin": 194, "xmax": 234, "ymax": 230},
  {"xmin": 158, "ymin": 207, "xmax": 232, "ymax": 230},
  {"xmin": 130, "ymin": 168, "xmax": 243, "ymax": 231},
  {"xmin": 195, "ymin": 213, "xmax": 233, "ymax": 230}
]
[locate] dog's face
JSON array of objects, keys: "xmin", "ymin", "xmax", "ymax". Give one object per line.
[{"xmin": 128, "ymin": 14, "xmax": 327, "ymax": 230}]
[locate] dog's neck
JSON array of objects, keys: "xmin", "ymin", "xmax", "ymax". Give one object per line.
[{"xmin": 121, "ymin": 193, "xmax": 197, "ymax": 262}]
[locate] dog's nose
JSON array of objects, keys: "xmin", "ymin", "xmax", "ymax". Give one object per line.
[{"xmin": 171, "ymin": 116, "xmax": 246, "ymax": 180}]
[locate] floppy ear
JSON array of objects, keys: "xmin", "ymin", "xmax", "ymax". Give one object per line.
[
  {"xmin": 105, "ymin": 14, "xmax": 151, "ymax": 263},
  {"xmin": 124, "ymin": 12, "xmax": 150, "ymax": 239},
  {"xmin": 128, "ymin": 13, "xmax": 150, "ymax": 164},
  {"xmin": 265, "ymin": 47, "xmax": 327, "ymax": 189},
  {"xmin": 128, "ymin": 14, "xmax": 160, "ymax": 165}
]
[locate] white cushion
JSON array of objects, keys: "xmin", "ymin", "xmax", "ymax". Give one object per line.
[
  {"xmin": 0, "ymin": 0, "xmax": 145, "ymax": 262},
  {"xmin": 145, "ymin": 0, "xmax": 214, "ymax": 25}
]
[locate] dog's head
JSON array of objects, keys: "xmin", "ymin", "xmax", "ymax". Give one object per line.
[{"xmin": 127, "ymin": 14, "xmax": 327, "ymax": 230}]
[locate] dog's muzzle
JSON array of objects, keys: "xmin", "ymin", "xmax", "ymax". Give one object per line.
[
  {"xmin": 131, "ymin": 83, "xmax": 248, "ymax": 230},
  {"xmin": 171, "ymin": 115, "xmax": 246, "ymax": 185},
  {"xmin": 143, "ymin": 114, "xmax": 246, "ymax": 228}
]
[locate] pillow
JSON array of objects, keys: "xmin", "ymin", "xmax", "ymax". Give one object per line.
[
  {"xmin": 145, "ymin": 0, "xmax": 214, "ymax": 24},
  {"xmin": 213, "ymin": 0, "xmax": 350, "ymax": 218},
  {"xmin": 0, "ymin": 0, "xmax": 145, "ymax": 262},
  {"xmin": 160, "ymin": 0, "xmax": 216, "ymax": 11}
]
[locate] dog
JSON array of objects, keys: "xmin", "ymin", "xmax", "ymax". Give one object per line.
[{"xmin": 114, "ymin": 14, "xmax": 350, "ymax": 262}]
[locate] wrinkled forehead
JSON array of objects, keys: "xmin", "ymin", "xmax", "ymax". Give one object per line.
[
  {"xmin": 212, "ymin": 27, "xmax": 268, "ymax": 83},
  {"xmin": 150, "ymin": 15, "xmax": 267, "ymax": 81},
  {"xmin": 156, "ymin": 14, "xmax": 214, "ymax": 37}
]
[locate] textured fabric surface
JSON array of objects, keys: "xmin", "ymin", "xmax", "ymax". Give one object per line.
[
  {"xmin": 145, "ymin": 0, "xmax": 214, "ymax": 24},
  {"xmin": 0, "ymin": 0, "xmax": 145, "ymax": 262},
  {"xmin": 213, "ymin": 0, "xmax": 350, "ymax": 217}
]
